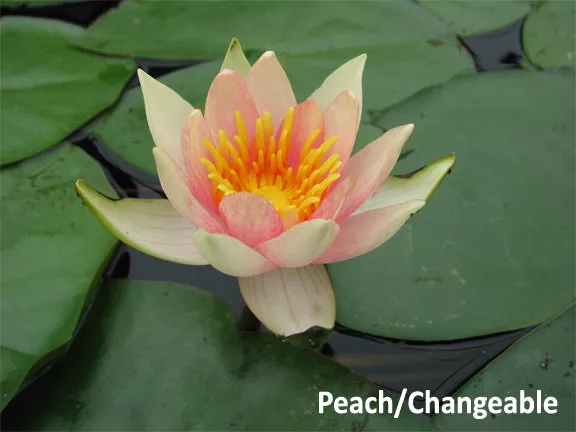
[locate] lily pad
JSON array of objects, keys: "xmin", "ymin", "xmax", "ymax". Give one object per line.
[
  {"xmin": 418, "ymin": 0, "xmax": 533, "ymax": 36},
  {"xmin": 0, "ymin": 17, "xmax": 135, "ymax": 165},
  {"xmin": 329, "ymin": 69, "xmax": 575, "ymax": 340},
  {"xmin": 523, "ymin": 1, "xmax": 576, "ymax": 68},
  {"xmin": 1, "ymin": 279, "xmax": 431, "ymax": 430},
  {"xmin": 0, "ymin": 143, "xmax": 117, "ymax": 409},
  {"xmin": 80, "ymin": 1, "xmax": 473, "ymax": 116},
  {"xmin": 433, "ymin": 306, "xmax": 575, "ymax": 431}
]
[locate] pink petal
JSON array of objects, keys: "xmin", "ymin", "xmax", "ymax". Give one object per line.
[
  {"xmin": 256, "ymin": 219, "xmax": 338, "ymax": 267},
  {"xmin": 315, "ymin": 200, "xmax": 425, "ymax": 264},
  {"xmin": 310, "ymin": 177, "xmax": 352, "ymax": 220},
  {"xmin": 323, "ymin": 90, "xmax": 359, "ymax": 166},
  {"xmin": 336, "ymin": 124, "xmax": 414, "ymax": 221},
  {"xmin": 193, "ymin": 230, "xmax": 276, "ymax": 277},
  {"xmin": 153, "ymin": 147, "xmax": 226, "ymax": 234},
  {"xmin": 181, "ymin": 109, "xmax": 217, "ymax": 213},
  {"xmin": 218, "ymin": 192, "xmax": 284, "ymax": 247},
  {"xmin": 283, "ymin": 99, "xmax": 324, "ymax": 168},
  {"xmin": 245, "ymin": 51, "xmax": 297, "ymax": 131},
  {"xmin": 204, "ymin": 69, "xmax": 259, "ymax": 147}
]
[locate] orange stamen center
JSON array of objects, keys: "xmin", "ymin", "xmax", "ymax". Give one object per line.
[{"xmin": 200, "ymin": 107, "xmax": 342, "ymax": 226}]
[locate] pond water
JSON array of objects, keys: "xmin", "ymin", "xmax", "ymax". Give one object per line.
[{"xmin": 0, "ymin": 0, "xmax": 537, "ymax": 423}]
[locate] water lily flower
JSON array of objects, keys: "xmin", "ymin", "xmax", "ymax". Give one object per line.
[{"xmin": 76, "ymin": 39, "xmax": 454, "ymax": 338}]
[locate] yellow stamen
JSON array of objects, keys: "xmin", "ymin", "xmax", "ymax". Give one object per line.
[
  {"xmin": 279, "ymin": 107, "xmax": 295, "ymax": 159},
  {"xmin": 201, "ymin": 107, "xmax": 343, "ymax": 224},
  {"xmin": 299, "ymin": 128, "xmax": 322, "ymax": 162},
  {"xmin": 234, "ymin": 111, "xmax": 250, "ymax": 161}
]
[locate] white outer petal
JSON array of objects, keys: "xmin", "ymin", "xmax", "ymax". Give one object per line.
[
  {"xmin": 192, "ymin": 230, "xmax": 276, "ymax": 277},
  {"xmin": 309, "ymin": 54, "xmax": 366, "ymax": 120},
  {"xmin": 354, "ymin": 154, "xmax": 456, "ymax": 214},
  {"xmin": 75, "ymin": 180, "xmax": 207, "ymax": 265},
  {"xmin": 138, "ymin": 69, "xmax": 193, "ymax": 167},
  {"xmin": 239, "ymin": 265, "xmax": 336, "ymax": 336}
]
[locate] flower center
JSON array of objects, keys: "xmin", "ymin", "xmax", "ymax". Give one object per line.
[{"xmin": 200, "ymin": 107, "xmax": 342, "ymax": 227}]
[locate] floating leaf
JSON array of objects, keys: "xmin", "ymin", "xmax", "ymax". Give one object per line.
[
  {"xmin": 1, "ymin": 279, "xmax": 431, "ymax": 430},
  {"xmin": 330, "ymin": 69, "xmax": 575, "ymax": 340},
  {"xmin": 433, "ymin": 306, "xmax": 575, "ymax": 431},
  {"xmin": 0, "ymin": 17, "xmax": 135, "ymax": 164},
  {"xmin": 418, "ymin": 0, "xmax": 533, "ymax": 36},
  {"xmin": 0, "ymin": 143, "xmax": 117, "ymax": 408},
  {"xmin": 523, "ymin": 1, "xmax": 576, "ymax": 68}
]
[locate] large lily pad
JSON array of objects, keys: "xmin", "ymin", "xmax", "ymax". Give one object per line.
[
  {"xmin": 0, "ymin": 17, "xmax": 135, "ymax": 165},
  {"xmin": 329, "ymin": 69, "xmax": 575, "ymax": 340},
  {"xmin": 0, "ymin": 143, "xmax": 117, "ymax": 409},
  {"xmin": 2, "ymin": 279, "xmax": 430, "ymax": 430},
  {"xmin": 80, "ymin": 1, "xmax": 473, "ymax": 116},
  {"xmin": 418, "ymin": 0, "xmax": 533, "ymax": 36},
  {"xmin": 523, "ymin": 1, "xmax": 576, "ymax": 68},
  {"xmin": 433, "ymin": 306, "xmax": 575, "ymax": 431}
]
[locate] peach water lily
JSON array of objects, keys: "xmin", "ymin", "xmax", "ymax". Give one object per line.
[{"xmin": 76, "ymin": 39, "xmax": 454, "ymax": 337}]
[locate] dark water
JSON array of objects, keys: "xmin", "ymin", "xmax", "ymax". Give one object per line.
[{"xmin": 0, "ymin": 0, "xmax": 534, "ymax": 423}]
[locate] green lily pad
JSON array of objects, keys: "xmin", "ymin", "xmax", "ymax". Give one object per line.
[
  {"xmin": 329, "ymin": 69, "xmax": 575, "ymax": 341},
  {"xmin": 433, "ymin": 306, "xmax": 575, "ymax": 431},
  {"xmin": 0, "ymin": 143, "xmax": 117, "ymax": 409},
  {"xmin": 80, "ymin": 1, "xmax": 473, "ymax": 117},
  {"xmin": 0, "ymin": 17, "xmax": 135, "ymax": 165},
  {"xmin": 2, "ymin": 279, "xmax": 431, "ymax": 430},
  {"xmin": 418, "ymin": 0, "xmax": 533, "ymax": 36},
  {"xmin": 523, "ymin": 1, "xmax": 576, "ymax": 68}
]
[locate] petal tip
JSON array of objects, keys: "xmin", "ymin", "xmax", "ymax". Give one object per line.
[
  {"xmin": 228, "ymin": 36, "xmax": 241, "ymax": 48},
  {"xmin": 409, "ymin": 199, "xmax": 426, "ymax": 214},
  {"xmin": 74, "ymin": 179, "xmax": 101, "ymax": 203},
  {"xmin": 396, "ymin": 123, "xmax": 415, "ymax": 140},
  {"xmin": 218, "ymin": 68, "xmax": 236, "ymax": 76},
  {"xmin": 261, "ymin": 50, "xmax": 276, "ymax": 59},
  {"xmin": 137, "ymin": 68, "xmax": 153, "ymax": 85},
  {"xmin": 74, "ymin": 178, "xmax": 85, "ymax": 190},
  {"xmin": 221, "ymin": 38, "xmax": 251, "ymax": 76}
]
